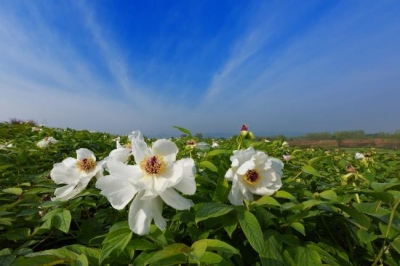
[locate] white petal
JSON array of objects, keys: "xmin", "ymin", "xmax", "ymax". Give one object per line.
[
  {"xmin": 109, "ymin": 147, "xmax": 131, "ymax": 163},
  {"xmin": 152, "ymin": 139, "xmax": 178, "ymax": 164},
  {"xmin": 52, "ymin": 181, "xmax": 88, "ymax": 201},
  {"xmin": 236, "ymin": 160, "xmax": 255, "ymax": 176},
  {"xmin": 50, "ymin": 158, "xmax": 80, "ymax": 185},
  {"xmin": 52, "ymin": 183, "xmax": 76, "ymax": 201},
  {"xmin": 228, "ymin": 182, "xmax": 245, "ymax": 206},
  {"xmin": 131, "ymin": 139, "xmax": 151, "ymax": 164},
  {"xmin": 152, "ymin": 176, "xmax": 170, "ymax": 193},
  {"xmin": 162, "ymin": 162, "xmax": 184, "ymax": 188},
  {"xmin": 128, "ymin": 130, "xmax": 144, "ymax": 141},
  {"xmin": 128, "ymin": 191, "xmax": 166, "ymax": 235},
  {"xmin": 160, "ymin": 188, "xmax": 193, "ymax": 210},
  {"xmin": 269, "ymin": 158, "xmax": 284, "ymax": 174},
  {"xmin": 225, "ymin": 168, "xmax": 234, "ymax": 181},
  {"xmin": 96, "ymin": 175, "xmax": 138, "ymax": 210},
  {"xmin": 108, "ymin": 158, "xmax": 143, "ymax": 183},
  {"xmin": 173, "ymin": 159, "xmax": 196, "ymax": 195},
  {"xmin": 76, "ymin": 148, "xmax": 96, "ymax": 161}
]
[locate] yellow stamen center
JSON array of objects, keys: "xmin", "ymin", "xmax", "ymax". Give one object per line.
[
  {"xmin": 76, "ymin": 158, "xmax": 96, "ymax": 173},
  {"xmin": 125, "ymin": 143, "xmax": 132, "ymax": 149},
  {"xmin": 243, "ymin": 169, "xmax": 261, "ymax": 186},
  {"xmin": 140, "ymin": 155, "xmax": 166, "ymax": 175}
]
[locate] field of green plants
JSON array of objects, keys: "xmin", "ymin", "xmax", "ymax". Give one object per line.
[{"xmin": 0, "ymin": 122, "xmax": 399, "ymax": 266}]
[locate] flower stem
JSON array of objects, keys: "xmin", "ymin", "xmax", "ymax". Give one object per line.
[{"xmin": 371, "ymin": 198, "xmax": 400, "ymax": 266}]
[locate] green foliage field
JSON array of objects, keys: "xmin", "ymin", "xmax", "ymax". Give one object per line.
[{"xmin": 1, "ymin": 122, "xmax": 400, "ymax": 266}]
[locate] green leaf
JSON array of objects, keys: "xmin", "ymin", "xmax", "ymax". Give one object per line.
[
  {"xmin": 371, "ymin": 182, "xmax": 400, "ymax": 192},
  {"xmin": 172, "ymin": 126, "xmax": 192, "ymax": 136},
  {"xmin": 129, "ymin": 239, "xmax": 158, "ymax": 251},
  {"xmin": 301, "ymin": 165, "xmax": 323, "ymax": 177},
  {"xmin": 6, "ymin": 228, "xmax": 30, "ymax": 240},
  {"xmin": 100, "ymin": 224, "xmax": 133, "ymax": 265},
  {"xmin": 0, "ymin": 255, "xmax": 15, "ymax": 266},
  {"xmin": 361, "ymin": 191, "xmax": 394, "ymax": 205},
  {"xmin": 14, "ymin": 255, "xmax": 65, "ymax": 266},
  {"xmin": 65, "ymin": 245, "xmax": 101, "ymax": 266},
  {"xmin": 252, "ymin": 195, "xmax": 281, "ymax": 207},
  {"xmin": 2, "ymin": 187, "xmax": 23, "ymax": 196},
  {"xmin": 379, "ymin": 222, "xmax": 400, "ymax": 240},
  {"xmin": 302, "ymin": 200, "xmax": 325, "ymax": 210},
  {"xmin": 198, "ymin": 252, "xmax": 232, "ymax": 266},
  {"xmin": 306, "ymin": 243, "xmax": 344, "ymax": 266},
  {"xmin": 0, "ymin": 164, "xmax": 14, "ymax": 171},
  {"xmin": 260, "ymin": 231, "xmax": 284, "ymax": 266},
  {"xmin": 192, "ymin": 239, "xmax": 238, "ymax": 257},
  {"xmin": 237, "ymin": 210, "xmax": 264, "ymax": 253},
  {"xmin": 390, "ymin": 238, "xmax": 400, "ymax": 254},
  {"xmin": 212, "ymin": 177, "xmax": 230, "ymax": 203},
  {"xmin": 335, "ymin": 204, "xmax": 371, "ymax": 230},
  {"xmin": 199, "ymin": 160, "xmax": 218, "ymax": 172},
  {"xmin": 206, "ymin": 149, "xmax": 231, "ymax": 157},
  {"xmin": 319, "ymin": 190, "xmax": 337, "ymax": 201},
  {"xmin": 195, "ymin": 203, "xmax": 234, "ymax": 223},
  {"xmin": 290, "ymin": 222, "xmax": 305, "ymax": 236},
  {"xmin": 357, "ymin": 229, "xmax": 379, "ymax": 243},
  {"xmin": 295, "ymin": 246, "xmax": 322, "ymax": 266},
  {"xmin": 53, "ymin": 210, "xmax": 71, "ymax": 233},
  {"xmin": 144, "ymin": 243, "xmax": 190, "ymax": 265},
  {"xmin": 274, "ymin": 190, "xmax": 296, "ymax": 201},
  {"xmin": 71, "ymin": 254, "xmax": 88, "ymax": 266},
  {"xmin": 191, "ymin": 241, "xmax": 207, "ymax": 262},
  {"xmin": 220, "ymin": 212, "xmax": 237, "ymax": 238}
]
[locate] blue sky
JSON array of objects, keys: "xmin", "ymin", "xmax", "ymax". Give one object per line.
[{"xmin": 1, "ymin": 1, "xmax": 399, "ymax": 137}]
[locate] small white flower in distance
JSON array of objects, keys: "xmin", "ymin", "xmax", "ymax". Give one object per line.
[
  {"xmin": 225, "ymin": 147, "xmax": 283, "ymax": 205},
  {"xmin": 50, "ymin": 148, "xmax": 103, "ymax": 201},
  {"xmin": 355, "ymin": 153, "xmax": 365, "ymax": 160},
  {"xmin": 37, "ymin": 137, "xmax": 58, "ymax": 148},
  {"xmin": 211, "ymin": 141, "xmax": 219, "ymax": 148},
  {"xmin": 282, "ymin": 141, "xmax": 289, "ymax": 147}
]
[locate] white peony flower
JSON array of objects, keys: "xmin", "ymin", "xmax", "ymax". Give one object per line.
[
  {"xmin": 211, "ymin": 141, "xmax": 220, "ymax": 148},
  {"xmin": 50, "ymin": 148, "xmax": 103, "ymax": 201},
  {"xmin": 355, "ymin": 153, "xmax": 365, "ymax": 160},
  {"xmin": 282, "ymin": 141, "xmax": 289, "ymax": 147},
  {"xmin": 103, "ymin": 130, "xmax": 144, "ymax": 168},
  {"xmin": 96, "ymin": 133, "xmax": 196, "ymax": 235},
  {"xmin": 37, "ymin": 136, "xmax": 58, "ymax": 148},
  {"xmin": 225, "ymin": 147, "xmax": 283, "ymax": 205}
]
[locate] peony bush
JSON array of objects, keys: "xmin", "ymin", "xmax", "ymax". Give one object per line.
[{"xmin": 0, "ymin": 122, "xmax": 399, "ymax": 266}]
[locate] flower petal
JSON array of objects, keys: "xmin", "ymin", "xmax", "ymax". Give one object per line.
[
  {"xmin": 128, "ymin": 130, "xmax": 144, "ymax": 141},
  {"xmin": 160, "ymin": 188, "xmax": 193, "ymax": 210},
  {"xmin": 96, "ymin": 175, "xmax": 138, "ymax": 210},
  {"xmin": 236, "ymin": 160, "xmax": 255, "ymax": 175},
  {"xmin": 173, "ymin": 159, "xmax": 196, "ymax": 195},
  {"xmin": 228, "ymin": 182, "xmax": 245, "ymax": 206},
  {"xmin": 50, "ymin": 158, "xmax": 80, "ymax": 185},
  {"xmin": 128, "ymin": 191, "xmax": 166, "ymax": 235},
  {"xmin": 52, "ymin": 181, "xmax": 88, "ymax": 201},
  {"xmin": 107, "ymin": 158, "xmax": 143, "ymax": 183},
  {"xmin": 152, "ymin": 139, "xmax": 178, "ymax": 164},
  {"xmin": 131, "ymin": 139, "xmax": 151, "ymax": 164},
  {"xmin": 76, "ymin": 148, "xmax": 96, "ymax": 161},
  {"xmin": 108, "ymin": 147, "xmax": 131, "ymax": 163}
]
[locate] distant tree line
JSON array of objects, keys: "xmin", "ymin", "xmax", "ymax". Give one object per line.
[{"xmin": 257, "ymin": 129, "xmax": 400, "ymax": 142}]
